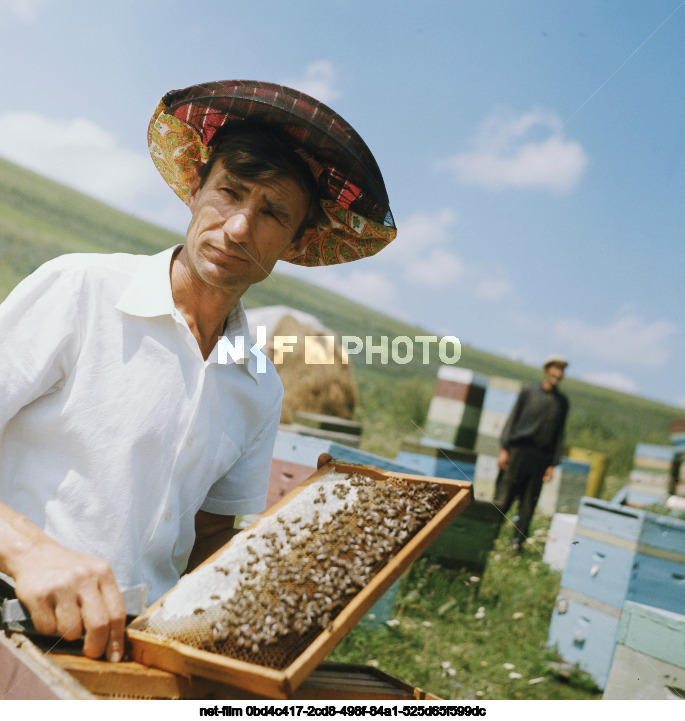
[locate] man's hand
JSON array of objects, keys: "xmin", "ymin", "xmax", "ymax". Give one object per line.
[
  {"xmin": 11, "ymin": 541, "xmax": 126, "ymax": 661},
  {"xmin": 497, "ymin": 448, "xmax": 509, "ymax": 471},
  {"xmin": 543, "ymin": 466, "xmax": 555, "ymax": 483}
]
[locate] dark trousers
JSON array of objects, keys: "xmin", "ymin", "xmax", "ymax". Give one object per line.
[{"xmin": 494, "ymin": 446, "xmax": 550, "ymax": 544}]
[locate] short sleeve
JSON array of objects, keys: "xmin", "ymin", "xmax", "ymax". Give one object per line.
[
  {"xmin": 200, "ymin": 412, "xmax": 281, "ymax": 516},
  {"xmin": 0, "ymin": 259, "xmax": 82, "ymax": 427}
]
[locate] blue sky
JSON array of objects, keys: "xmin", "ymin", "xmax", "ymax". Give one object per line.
[{"xmin": 1, "ymin": 0, "xmax": 683, "ymax": 408}]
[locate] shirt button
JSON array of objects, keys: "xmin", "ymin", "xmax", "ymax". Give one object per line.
[
  {"xmin": 164, "ymin": 511, "xmax": 172, "ymax": 522},
  {"xmin": 186, "ymin": 436, "xmax": 194, "ymax": 446}
]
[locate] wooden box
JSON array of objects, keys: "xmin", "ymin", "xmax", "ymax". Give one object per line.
[
  {"xmin": 422, "ymin": 497, "xmax": 502, "ymax": 571},
  {"xmin": 542, "ymin": 512, "xmax": 578, "ymax": 572},
  {"xmin": 547, "ymin": 591, "xmax": 621, "ymax": 690},
  {"xmin": 603, "ymin": 601, "xmax": 685, "ymax": 700},
  {"xmin": 127, "ymin": 461, "xmax": 472, "ymax": 699},
  {"xmin": 1, "ymin": 631, "xmax": 438, "ymax": 700}
]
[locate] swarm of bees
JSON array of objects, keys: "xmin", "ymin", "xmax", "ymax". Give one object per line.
[{"xmin": 145, "ymin": 470, "xmax": 447, "ymax": 669}]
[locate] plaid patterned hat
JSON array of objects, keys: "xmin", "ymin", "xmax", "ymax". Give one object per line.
[{"xmin": 148, "ymin": 80, "xmax": 396, "ymax": 266}]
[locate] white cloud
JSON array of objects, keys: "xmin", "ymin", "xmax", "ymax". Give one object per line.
[
  {"xmin": 0, "ymin": 0, "xmax": 47, "ymax": 21},
  {"xmin": 476, "ymin": 275, "xmax": 513, "ymax": 301},
  {"xmin": 553, "ymin": 311, "xmax": 679, "ymax": 368},
  {"xmin": 281, "ymin": 61, "xmax": 342, "ymax": 104},
  {"xmin": 440, "ymin": 107, "xmax": 588, "ymax": 193},
  {"xmin": 0, "ymin": 111, "xmax": 164, "ymax": 215},
  {"xmin": 582, "ymin": 371, "xmax": 638, "ymax": 394}
]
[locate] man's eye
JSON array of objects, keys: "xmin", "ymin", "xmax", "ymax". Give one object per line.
[{"xmin": 263, "ymin": 209, "xmax": 281, "ymax": 222}]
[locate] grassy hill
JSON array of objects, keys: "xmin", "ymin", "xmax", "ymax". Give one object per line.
[{"xmin": 1, "ymin": 156, "xmax": 682, "ymax": 483}]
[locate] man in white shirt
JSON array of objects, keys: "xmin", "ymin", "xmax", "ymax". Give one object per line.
[{"xmin": 0, "ymin": 80, "xmax": 396, "ymax": 663}]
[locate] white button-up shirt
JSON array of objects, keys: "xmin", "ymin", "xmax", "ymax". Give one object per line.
[{"xmin": 0, "ymin": 246, "xmax": 283, "ymax": 602}]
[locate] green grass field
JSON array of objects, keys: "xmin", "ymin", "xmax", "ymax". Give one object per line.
[{"xmin": 328, "ymin": 518, "xmax": 602, "ymax": 700}]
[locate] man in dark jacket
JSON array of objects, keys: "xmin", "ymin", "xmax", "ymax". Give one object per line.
[{"xmin": 495, "ymin": 355, "xmax": 570, "ymax": 550}]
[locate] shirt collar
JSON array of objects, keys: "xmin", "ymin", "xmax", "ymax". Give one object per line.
[
  {"xmin": 115, "ymin": 245, "xmax": 179, "ymax": 318},
  {"xmin": 116, "ymin": 245, "xmax": 261, "ymax": 382}
]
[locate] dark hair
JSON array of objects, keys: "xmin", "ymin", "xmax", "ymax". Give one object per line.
[{"xmin": 197, "ymin": 123, "xmax": 326, "ymax": 241}]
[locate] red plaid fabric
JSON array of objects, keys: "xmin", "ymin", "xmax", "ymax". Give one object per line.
[{"xmin": 162, "ymin": 81, "xmax": 394, "ymax": 229}]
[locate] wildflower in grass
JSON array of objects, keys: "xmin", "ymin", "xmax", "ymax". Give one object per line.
[
  {"xmin": 475, "ymin": 606, "xmax": 485, "ymax": 619},
  {"xmin": 512, "ymin": 612, "xmax": 524, "ymax": 619},
  {"xmin": 503, "ymin": 663, "xmax": 515, "ymax": 669},
  {"xmin": 368, "ymin": 659, "xmax": 379, "ymax": 667},
  {"xmin": 509, "ymin": 672, "xmax": 523, "ymax": 679},
  {"xmin": 469, "ymin": 576, "xmax": 481, "ymax": 583},
  {"xmin": 528, "ymin": 677, "xmax": 545, "ymax": 685},
  {"xmin": 386, "ymin": 618, "xmax": 400, "ymax": 627},
  {"xmin": 422, "ymin": 621, "xmax": 433, "ymax": 628},
  {"xmin": 441, "ymin": 661, "xmax": 451, "ymax": 669}
]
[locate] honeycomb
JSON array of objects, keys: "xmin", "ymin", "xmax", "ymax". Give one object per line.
[{"xmin": 143, "ymin": 470, "xmax": 448, "ymax": 670}]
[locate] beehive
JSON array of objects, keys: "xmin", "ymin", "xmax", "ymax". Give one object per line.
[
  {"xmin": 603, "ymin": 601, "xmax": 685, "ymax": 700},
  {"xmin": 547, "ymin": 496, "xmax": 685, "ymax": 689},
  {"xmin": 627, "ymin": 442, "xmax": 675, "ymax": 504},
  {"xmin": 474, "ymin": 376, "xmax": 522, "ymax": 457},
  {"xmin": 423, "ymin": 366, "xmax": 487, "ymax": 449},
  {"xmin": 268, "ymin": 429, "xmax": 417, "ymax": 510},
  {"xmin": 127, "ymin": 461, "xmax": 472, "ymax": 698},
  {"xmin": 395, "ymin": 439, "xmax": 476, "ymax": 482}
]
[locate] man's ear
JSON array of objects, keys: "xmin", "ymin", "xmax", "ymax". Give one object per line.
[
  {"xmin": 186, "ymin": 169, "xmax": 202, "ymax": 211},
  {"xmin": 279, "ymin": 227, "xmax": 317, "ymax": 261}
]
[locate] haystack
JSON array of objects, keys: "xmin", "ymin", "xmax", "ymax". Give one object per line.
[{"xmin": 265, "ymin": 314, "xmax": 358, "ymax": 424}]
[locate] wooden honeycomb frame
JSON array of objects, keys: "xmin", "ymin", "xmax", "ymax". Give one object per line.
[{"xmin": 126, "ymin": 461, "xmax": 472, "ymax": 699}]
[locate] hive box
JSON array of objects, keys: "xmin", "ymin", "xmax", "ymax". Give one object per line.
[
  {"xmin": 542, "ymin": 512, "xmax": 579, "ymax": 572},
  {"xmin": 2, "ymin": 631, "xmax": 439, "ymax": 700},
  {"xmin": 548, "ymin": 497, "xmax": 685, "ymax": 688},
  {"xmin": 395, "ymin": 439, "xmax": 476, "ymax": 483},
  {"xmin": 422, "ymin": 497, "xmax": 502, "ymax": 571},
  {"xmin": 474, "ymin": 376, "xmax": 521, "ymax": 457},
  {"xmin": 628, "ymin": 442, "xmax": 675, "ymax": 503},
  {"xmin": 424, "ymin": 366, "xmax": 487, "ymax": 449},
  {"xmin": 268, "ymin": 430, "xmax": 417, "ymax": 510},
  {"xmin": 536, "ymin": 459, "xmax": 590, "ymax": 518},
  {"xmin": 603, "ymin": 601, "xmax": 685, "ymax": 700},
  {"xmin": 473, "ymin": 453, "xmax": 499, "ymax": 501},
  {"xmin": 568, "ymin": 447, "xmax": 607, "ymax": 498}
]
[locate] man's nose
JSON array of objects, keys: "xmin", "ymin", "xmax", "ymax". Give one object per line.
[{"xmin": 223, "ymin": 210, "xmax": 252, "ymax": 242}]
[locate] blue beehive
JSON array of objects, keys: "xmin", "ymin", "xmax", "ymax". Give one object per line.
[
  {"xmin": 548, "ymin": 496, "xmax": 685, "ymax": 689},
  {"xmin": 396, "ymin": 440, "xmax": 476, "ymax": 482},
  {"xmin": 632, "ymin": 513, "xmax": 685, "ymax": 614},
  {"xmin": 603, "ymin": 601, "xmax": 685, "ymax": 699}
]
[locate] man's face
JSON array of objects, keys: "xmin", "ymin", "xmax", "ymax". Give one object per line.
[
  {"xmin": 184, "ymin": 159, "xmax": 310, "ymax": 292},
  {"xmin": 544, "ymin": 363, "xmax": 565, "ymax": 388}
]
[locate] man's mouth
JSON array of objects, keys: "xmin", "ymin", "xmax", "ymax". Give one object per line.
[{"xmin": 208, "ymin": 244, "xmax": 250, "ymax": 263}]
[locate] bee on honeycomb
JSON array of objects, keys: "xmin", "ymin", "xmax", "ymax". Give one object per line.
[{"xmin": 145, "ymin": 470, "xmax": 447, "ymax": 669}]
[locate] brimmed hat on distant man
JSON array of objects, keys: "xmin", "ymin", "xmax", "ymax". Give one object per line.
[
  {"xmin": 543, "ymin": 354, "xmax": 569, "ymax": 370},
  {"xmin": 148, "ymin": 80, "xmax": 396, "ymax": 267}
]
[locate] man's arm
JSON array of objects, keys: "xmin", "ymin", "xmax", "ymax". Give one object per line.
[
  {"xmin": 186, "ymin": 510, "xmax": 238, "ymax": 572},
  {"xmin": 0, "ymin": 502, "xmax": 126, "ymax": 661}
]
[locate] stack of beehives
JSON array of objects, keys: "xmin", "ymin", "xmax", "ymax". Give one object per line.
[
  {"xmin": 628, "ymin": 442, "xmax": 675, "ymax": 504},
  {"xmin": 547, "ymin": 496, "xmax": 685, "ymax": 690},
  {"xmin": 423, "ymin": 366, "xmax": 487, "ymax": 450},
  {"xmin": 474, "ymin": 375, "xmax": 522, "ymax": 457}
]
